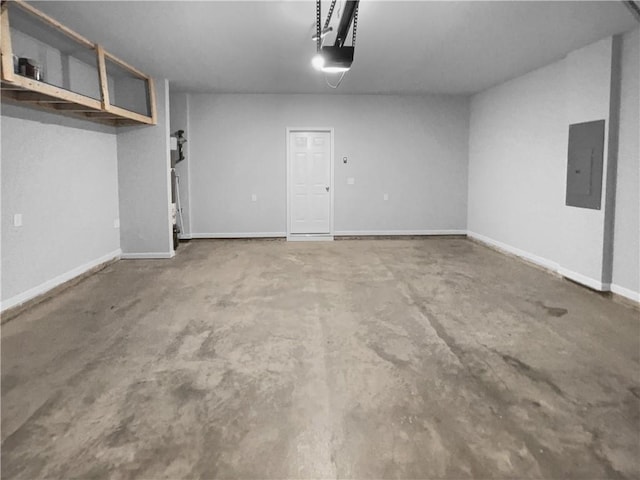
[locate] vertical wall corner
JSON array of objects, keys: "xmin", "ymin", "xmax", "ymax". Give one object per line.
[
  {"xmin": 116, "ymin": 77, "xmax": 174, "ymax": 258},
  {"xmin": 601, "ymin": 35, "xmax": 623, "ymax": 285}
]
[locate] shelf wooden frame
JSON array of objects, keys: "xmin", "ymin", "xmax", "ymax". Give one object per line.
[{"xmin": 0, "ymin": 0, "xmax": 156, "ymax": 126}]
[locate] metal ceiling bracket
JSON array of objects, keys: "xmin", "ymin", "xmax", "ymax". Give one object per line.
[{"xmin": 622, "ymin": 0, "xmax": 640, "ymax": 21}]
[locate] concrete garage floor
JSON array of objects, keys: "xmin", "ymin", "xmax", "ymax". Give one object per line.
[{"xmin": 1, "ymin": 238, "xmax": 639, "ymax": 479}]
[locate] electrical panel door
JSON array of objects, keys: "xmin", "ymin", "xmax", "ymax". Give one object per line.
[{"xmin": 566, "ymin": 120, "xmax": 605, "ymax": 210}]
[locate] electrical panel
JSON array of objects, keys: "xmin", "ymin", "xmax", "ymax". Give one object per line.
[{"xmin": 565, "ymin": 120, "xmax": 605, "ymax": 210}]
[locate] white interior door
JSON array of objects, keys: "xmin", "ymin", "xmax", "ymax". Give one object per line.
[{"xmin": 289, "ymin": 131, "xmax": 332, "ymax": 235}]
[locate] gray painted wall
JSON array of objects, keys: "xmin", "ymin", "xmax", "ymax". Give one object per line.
[
  {"xmin": 12, "ymin": 29, "xmax": 147, "ymax": 115},
  {"xmin": 468, "ymin": 31, "xmax": 639, "ymax": 299},
  {"xmin": 11, "ymin": 28, "xmax": 102, "ymax": 101},
  {"xmin": 468, "ymin": 59, "xmax": 566, "ymax": 267},
  {"xmin": 612, "ymin": 28, "xmax": 639, "ymax": 298},
  {"xmin": 1, "ymin": 105, "xmax": 120, "ymax": 307},
  {"xmin": 116, "ymin": 78, "xmax": 173, "ymax": 257},
  {"xmin": 169, "ymin": 91, "xmax": 192, "ymax": 237},
  {"xmin": 560, "ymin": 37, "xmax": 613, "ymax": 286},
  {"xmin": 188, "ymin": 94, "xmax": 469, "ymax": 235},
  {"xmin": 110, "ymin": 74, "xmax": 150, "ymax": 117}
]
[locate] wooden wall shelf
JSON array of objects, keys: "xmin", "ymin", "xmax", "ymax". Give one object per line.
[{"xmin": 0, "ymin": 0, "xmax": 156, "ymax": 126}]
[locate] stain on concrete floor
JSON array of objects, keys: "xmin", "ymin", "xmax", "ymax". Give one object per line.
[{"xmin": 1, "ymin": 238, "xmax": 639, "ymax": 479}]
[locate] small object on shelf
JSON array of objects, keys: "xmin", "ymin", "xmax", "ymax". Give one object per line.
[{"xmin": 18, "ymin": 57, "xmax": 43, "ymax": 81}]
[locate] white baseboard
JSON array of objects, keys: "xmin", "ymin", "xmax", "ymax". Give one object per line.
[
  {"xmin": 193, "ymin": 230, "xmax": 465, "ymax": 239},
  {"xmin": 191, "ymin": 232, "xmax": 286, "ymax": 239},
  {"xmin": 334, "ymin": 229, "xmax": 467, "ymax": 236},
  {"xmin": 468, "ymin": 231, "xmax": 615, "ymax": 293},
  {"xmin": 121, "ymin": 251, "xmax": 176, "ymax": 259},
  {"xmin": 178, "ymin": 234, "xmax": 192, "ymax": 240},
  {"xmin": 610, "ymin": 284, "xmax": 639, "ymax": 302},
  {"xmin": 557, "ymin": 267, "xmax": 610, "ymax": 292},
  {"xmin": 467, "ymin": 231, "xmax": 560, "ymax": 272},
  {"xmin": 287, "ymin": 234, "xmax": 334, "ymax": 242},
  {"xmin": 0, "ymin": 249, "xmax": 121, "ymax": 312}
]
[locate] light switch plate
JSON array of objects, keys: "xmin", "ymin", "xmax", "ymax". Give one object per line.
[
  {"xmin": 13, "ymin": 213, "xmax": 22, "ymax": 227},
  {"xmin": 251, "ymin": 194, "xmax": 257, "ymax": 202},
  {"xmin": 383, "ymin": 193, "xmax": 389, "ymax": 201},
  {"xmin": 347, "ymin": 177, "xmax": 355, "ymax": 185},
  {"xmin": 113, "ymin": 218, "xmax": 120, "ymax": 229}
]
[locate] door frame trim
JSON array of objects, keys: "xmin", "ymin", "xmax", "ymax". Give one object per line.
[{"xmin": 286, "ymin": 127, "xmax": 335, "ymax": 241}]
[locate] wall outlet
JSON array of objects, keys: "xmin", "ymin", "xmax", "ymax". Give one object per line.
[
  {"xmin": 383, "ymin": 193, "xmax": 389, "ymax": 201},
  {"xmin": 113, "ymin": 218, "xmax": 120, "ymax": 229},
  {"xmin": 13, "ymin": 213, "xmax": 22, "ymax": 227},
  {"xmin": 251, "ymin": 194, "xmax": 257, "ymax": 202},
  {"xmin": 347, "ymin": 177, "xmax": 355, "ymax": 185}
]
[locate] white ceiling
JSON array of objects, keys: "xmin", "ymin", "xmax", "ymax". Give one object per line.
[{"xmin": 30, "ymin": 1, "xmax": 638, "ymax": 95}]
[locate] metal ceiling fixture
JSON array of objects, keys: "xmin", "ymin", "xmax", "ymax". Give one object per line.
[
  {"xmin": 622, "ymin": 0, "xmax": 640, "ymax": 20},
  {"xmin": 312, "ymin": 0, "xmax": 360, "ymax": 88}
]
